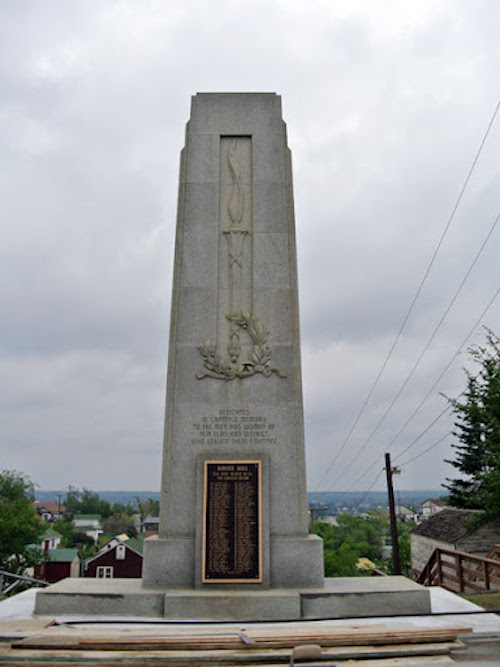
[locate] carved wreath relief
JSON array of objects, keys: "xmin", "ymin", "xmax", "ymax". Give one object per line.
[{"xmin": 197, "ymin": 138, "xmax": 287, "ymax": 381}]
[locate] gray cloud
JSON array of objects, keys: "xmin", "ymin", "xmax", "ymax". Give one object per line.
[{"xmin": 1, "ymin": 0, "xmax": 500, "ymax": 492}]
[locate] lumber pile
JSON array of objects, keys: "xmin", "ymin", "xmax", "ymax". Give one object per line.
[{"xmin": 1, "ymin": 622, "xmax": 471, "ymax": 665}]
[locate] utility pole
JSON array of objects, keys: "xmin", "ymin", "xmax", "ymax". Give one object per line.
[
  {"xmin": 308, "ymin": 506, "xmax": 325, "ymax": 534},
  {"xmin": 385, "ymin": 452, "xmax": 401, "ymax": 575}
]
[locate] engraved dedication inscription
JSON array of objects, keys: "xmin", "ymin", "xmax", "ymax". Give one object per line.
[{"xmin": 202, "ymin": 460, "xmax": 262, "ymax": 583}]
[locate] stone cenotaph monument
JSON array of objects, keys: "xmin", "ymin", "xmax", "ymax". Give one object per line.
[
  {"xmin": 142, "ymin": 93, "xmax": 325, "ymax": 616},
  {"xmin": 34, "ymin": 93, "xmax": 430, "ymax": 620}
]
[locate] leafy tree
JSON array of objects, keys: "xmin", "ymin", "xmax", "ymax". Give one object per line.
[
  {"xmin": 64, "ymin": 487, "xmax": 114, "ymax": 518},
  {"xmin": 136, "ymin": 497, "xmax": 160, "ymax": 520},
  {"xmin": 111, "ymin": 501, "xmax": 135, "ymax": 516},
  {"xmin": 397, "ymin": 522, "xmax": 413, "ymax": 575},
  {"xmin": 64, "ymin": 487, "xmax": 135, "ymax": 520},
  {"xmin": 0, "ymin": 470, "xmax": 45, "ymax": 575},
  {"xmin": 315, "ymin": 514, "xmax": 387, "ymax": 577},
  {"xmin": 71, "ymin": 532, "xmax": 95, "ymax": 547},
  {"xmin": 324, "ymin": 542, "xmax": 365, "ymax": 576},
  {"xmin": 383, "ymin": 521, "xmax": 415, "ymax": 576},
  {"xmin": 53, "ymin": 517, "xmax": 77, "ymax": 547},
  {"xmin": 103, "ymin": 513, "xmax": 136, "ymax": 537},
  {"xmin": 69, "ymin": 532, "xmax": 95, "ymax": 559},
  {"xmin": 444, "ymin": 329, "xmax": 500, "ymax": 521},
  {"xmin": 315, "ymin": 512, "xmax": 414, "ymax": 577},
  {"xmin": 330, "ymin": 514, "xmax": 385, "ymax": 559},
  {"xmin": 53, "ymin": 518, "xmax": 96, "ymax": 559}
]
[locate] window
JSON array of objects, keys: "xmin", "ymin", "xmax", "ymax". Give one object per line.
[
  {"xmin": 116, "ymin": 545, "xmax": 126, "ymax": 561},
  {"xmin": 96, "ymin": 566, "xmax": 114, "ymax": 579}
]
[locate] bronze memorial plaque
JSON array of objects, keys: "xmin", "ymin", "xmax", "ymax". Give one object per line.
[{"xmin": 202, "ymin": 460, "xmax": 262, "ymax": 583}]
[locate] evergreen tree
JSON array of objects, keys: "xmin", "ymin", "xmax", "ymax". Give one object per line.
[{"xmin": 444, "ymin": 329, "xmax": 500, "ymax": 520}]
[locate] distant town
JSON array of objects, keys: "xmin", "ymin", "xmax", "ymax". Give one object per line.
[{"xmin": 34, "ymin": 489, "xmax": 446, "ymax": 515}]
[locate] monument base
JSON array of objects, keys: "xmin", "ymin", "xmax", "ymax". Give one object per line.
[
  {"xmin": 34, "ymin": 577, "xmax": 430, "ymax": 620},
  {"xmin": 301, "ymin": 577, "xmax": 431, "ymax": 618},
  {"xmin": 142, "ymin": 534, "xmax": 325, "ymax": 589},
  {"xmin": 163, "ymin": 589, "xmax": 301, "ymax": 620},
  {"xmin": 142, "ymin": 536, "xmax": 195, "ymax": 589}
]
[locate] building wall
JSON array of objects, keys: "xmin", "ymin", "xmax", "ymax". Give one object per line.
[
  {"xmin": 43, "ymin": 536, "xmax": 61, "ymax": 551},
  {"xmin": 34, "ymin": 562, "xmax": 45, "ymax": 580},
  {"xmin": 70, "ymin": 557, "xmax": 80, "ymax": 578},
  {"xmin": 74, "ymin": 519, "xmax": 100, "ymax": 528},
  {"xmin": 36, "ymin": 561, "xmax": 74, "ymax": 583},
  {"xmin": 411, "ymin": 534, "xmax": 455, "ymax": 572},
  {"xmin": 85, "ymin": 547, "xmax": 143, "ymax": 578},
  {"xmin": 421, "ymin": 502, "xmax": 443, "ymax": 515},
  {"xmin": 47, "ymin": 562, "xmax": 72, "ymax": 583}
]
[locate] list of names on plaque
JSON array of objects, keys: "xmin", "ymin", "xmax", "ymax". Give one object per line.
[{"xmin": 203, "ymin": 461, "xmax": 261, "ymax": 582}]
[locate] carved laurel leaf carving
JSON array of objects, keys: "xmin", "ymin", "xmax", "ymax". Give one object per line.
[{"xmin": 197, "ymin": 313, "xmax": 287, "ymax": 380}]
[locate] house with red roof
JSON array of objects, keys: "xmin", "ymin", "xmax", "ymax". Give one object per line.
[{"xmin": 33, "ymin": 501, "xmax": 66, "ymax": 522}]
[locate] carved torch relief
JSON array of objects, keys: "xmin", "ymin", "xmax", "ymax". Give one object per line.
[{"xmin": 197, "ymin": 138, "xmax": 287, "ymax": 381}]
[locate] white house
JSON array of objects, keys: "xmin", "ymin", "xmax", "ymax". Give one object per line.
[
  {"xmin": 72, "ymin": 514, "xmax": 103, "ymax": 544},
  {"xmin": 418, "ymin": 498, "xmax": 445, "ymax": 523},
  {"xmin": 40, "ymin": 527, "xmax": 62, "ymax": 552}
]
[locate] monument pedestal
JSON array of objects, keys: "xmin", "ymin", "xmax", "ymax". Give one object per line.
[
  {"xmin": 34, "ymin": 577, "xmax": 430, "ymax": 620},
  {"xmin": 142, "ymin": 534, "xmax": 324, "ymax": 589}
]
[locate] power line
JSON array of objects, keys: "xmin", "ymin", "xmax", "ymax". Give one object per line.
[
  {"xmin": 386, "ymin": 284, "xmax": 500, "ymax": 453},
  {"xmin": 334, "ymin": 284, "xmax": 500, "ymax": 496},
  {"xmin": 329, "ymin": 209, "xmax": 500, "ymax": 489},
  {"xmin": 316, "ymin": 98, "xmax": 500, "ymax": 491},
  {"xmin": 398, "ymin": 431, "xmax": 451, "ymax": 468},
  {"xmin": 330, "ymin": 411, "xmax": 451, "ymax": 507},
  {"xmin": 340, "ymin": 402, "xmax": 452, "ymax": 496},
  {"xmin": 393, "ymin": 403, "xmax": 457, "ymax": 465},
  {"xmin": 351, "ymin": 467, "xmax": 385, "ymax": 513},
  {"xmin": 349, "ymin": 432, "xmax": 450, "ymax": 512},
  {"xmin": 327, "ymin": 285, "xmax": 498, "ymax": 503}
]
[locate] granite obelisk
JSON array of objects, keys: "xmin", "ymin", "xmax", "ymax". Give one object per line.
[
  {"xmin": 34, "ymin": 93, "xmax": 432, "ymax": 621},
  {"xmin": 142, "ymin": 92, "xmax": 324, "ymax": 601}
]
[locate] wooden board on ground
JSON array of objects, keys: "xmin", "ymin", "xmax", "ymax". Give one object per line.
[
  {"xmin": 1, "ymin": 640, "xmax": 466, "ymax": 665},
  {"xmin": 12, "ymin": 625, "xmax": 471, "ymax": 651},
  {"xmin": 0, "ymin": 618, "xmax": 54, "ymax": 639}
]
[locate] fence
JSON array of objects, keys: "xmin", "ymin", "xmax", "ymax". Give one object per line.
[
  {"xmin": 0, "ymin": 569, "xmax": 50, "ymax": 597},
  {"xmin": 415, "ymin": 547, "xmax": 500, "ymax": 594}
]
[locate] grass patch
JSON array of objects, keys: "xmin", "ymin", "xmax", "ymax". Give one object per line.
[{"xmin": 462, "ymin": 592, "xmax": 500, "ymax": 613}]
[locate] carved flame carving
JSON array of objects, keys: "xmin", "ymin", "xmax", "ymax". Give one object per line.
[
  {"xmin": 197, "ymin": 138, "xmax": 287, "ymax": 381},
  {"xmin": 228, "ymin": 139, "xmax": 243, "ymax": 226}
]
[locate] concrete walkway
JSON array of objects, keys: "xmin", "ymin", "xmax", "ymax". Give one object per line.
[
  {"xmin": 2, "ymin": 585, "xmax": 500, "ymax": 665},
  {"xmin": 2, "ymin": 584, "xmax": 500, "ymax": 630}
]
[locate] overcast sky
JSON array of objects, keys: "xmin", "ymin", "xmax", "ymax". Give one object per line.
[{"xmin": 1, "ymin": 0, "xmax": 500, "ymax": 496}]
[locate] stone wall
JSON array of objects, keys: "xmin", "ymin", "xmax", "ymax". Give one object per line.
[{"xmin": 410, "ymin": 534, "xmax": 454, "ymax": 573}]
